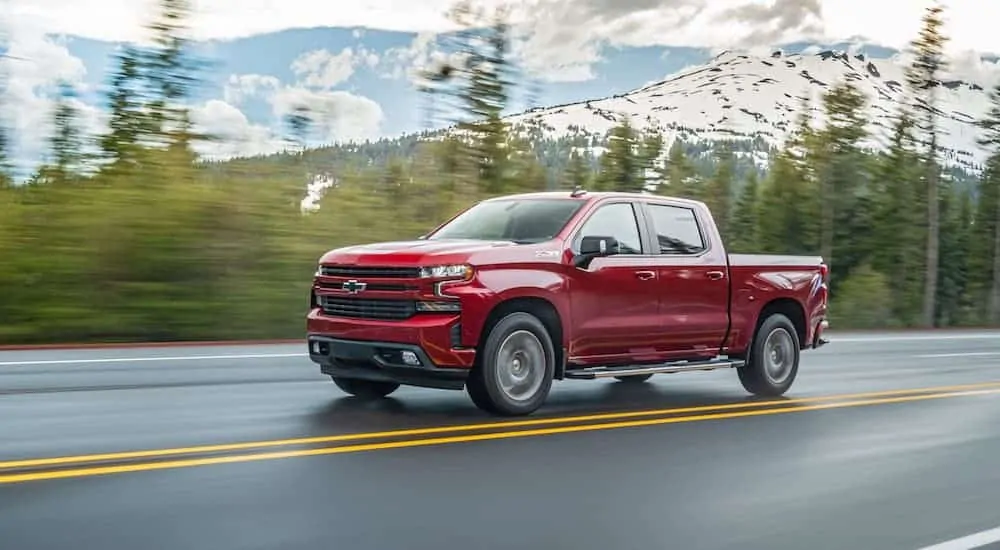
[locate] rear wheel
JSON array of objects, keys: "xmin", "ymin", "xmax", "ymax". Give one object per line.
[
  {"xmin": 466, "ymin": 312, "xmax": 555, "ymax": 416},
  {"xmin": 331, "ymin": 376, "xmax": 400, "ymax": 398},
  {"xmin": 738, "ymin": 313, "xmax": 800, "ymax": 397}
]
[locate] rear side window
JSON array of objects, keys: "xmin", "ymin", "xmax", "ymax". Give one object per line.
[{"xmin": 645, "ymin": 203, "xmax": 706, "ymax": 254}]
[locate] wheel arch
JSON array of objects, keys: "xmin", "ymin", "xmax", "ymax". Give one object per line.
[
  {"xmin": 477, "ymin": 296, "xmax": 566, "ymax": 379},
  {"xmin": 742, "ymin": 297, "xmax": 807, "ymax": 360}
]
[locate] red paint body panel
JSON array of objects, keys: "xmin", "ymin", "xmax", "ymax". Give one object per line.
[{"xmin": 306, "ymin": 191, "xmax": 828, "ymax": 375}]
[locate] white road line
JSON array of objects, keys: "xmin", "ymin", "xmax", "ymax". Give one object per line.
[
  {"xmin": 0, "ymin": 332, "xmax": 999, "ymax": 366},
  {"xmin": 915, "ymin": 352, "xmax": 1000, "ymax": 358},
  {"xmin": 916, "ymin": 525, "xmax": 1000, "ymax": 550},
  {"xmin": 835, "ymin": 334, "xmax": 1000, "ymax": 343},
  {"xmin": 0, "ymin": 353, "xmax": 307, "ymax": 366}
]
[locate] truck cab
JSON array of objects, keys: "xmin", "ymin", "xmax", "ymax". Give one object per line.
[{"xmin": 307, "ymin": 190, "xmax": 829, "ymax": 416}]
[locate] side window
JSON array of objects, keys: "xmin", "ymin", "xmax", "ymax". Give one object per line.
[
  {"xmin": 646, "ymin": 204, "xmax": 706, "ymax": 254},
  {"xmin": 576, "ymin": 202, "xmax": 643, "ymax": 254}
]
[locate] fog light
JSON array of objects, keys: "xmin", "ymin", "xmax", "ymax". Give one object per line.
[{"xmin": 401, "ymin": 350, "xmax": 420, "ymax": 366}]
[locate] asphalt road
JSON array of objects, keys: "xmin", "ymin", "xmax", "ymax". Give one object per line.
[{"xmin": 3, "ymin": 330, "xmax": 1000, "ymax": 550}]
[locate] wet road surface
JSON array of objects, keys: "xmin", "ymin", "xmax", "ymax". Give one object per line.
[{"xmin": 3, "ymin": 330, "xmax": 1000, "ymax": 550}]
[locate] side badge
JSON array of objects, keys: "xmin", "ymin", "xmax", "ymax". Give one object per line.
[{"xmin": 535, "ymin": 250, "xmax": 559, "ymax": 258}]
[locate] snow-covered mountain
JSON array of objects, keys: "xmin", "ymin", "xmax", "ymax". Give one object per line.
[{"xmin": 505, "ymin": 49, "xmax": 995, "ymax": 171}]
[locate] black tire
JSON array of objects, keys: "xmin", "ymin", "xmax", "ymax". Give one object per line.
[
  {"xmin": 614, "ymin": 373, "xmax": 653, "ymax": 383},
  {"xmin": 738, "ymin": 313, "xmax": 800, "ymax": 397},
  {"xmin": 331, "ymin": 376, "xmax": 400, "ymax": 398},
  {"xmin": 466, "ymin": 311, "xmax": 556, "ymax": 416}
]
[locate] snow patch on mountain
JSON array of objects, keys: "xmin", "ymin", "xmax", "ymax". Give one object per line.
[{"xmin": 505, "ymin": 49, "xmax": 995, "ymax": 171}]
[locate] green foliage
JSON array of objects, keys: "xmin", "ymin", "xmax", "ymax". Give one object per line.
[
  {"xmin": 2, "ymin": 0, "xmax": 1000, "ymax": 344},
  {"xmin": 829, "ymin": 263, "xmax": 893, "ymax": 329}
]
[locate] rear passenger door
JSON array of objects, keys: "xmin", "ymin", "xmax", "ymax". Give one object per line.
[
  {"xmin": 640, "ymin": 201, "xmax": 731, "ymax": 359},
  {"xmin": 567, "ymin": 200, "xmax": 661, "ymax": 364}
]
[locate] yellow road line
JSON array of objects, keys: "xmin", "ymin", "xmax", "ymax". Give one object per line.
[
  {"xmin": 2, "ymin": 386, "xmax": 999, "ymax": 485},
  {"xmin": 4, "ymin": 380, "xmax": 1000, "ymax": 471}
]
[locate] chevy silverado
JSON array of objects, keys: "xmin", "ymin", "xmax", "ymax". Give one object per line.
[{"xmin": 307, "ymin": 190, "xmax": 829, "ymax": 416}]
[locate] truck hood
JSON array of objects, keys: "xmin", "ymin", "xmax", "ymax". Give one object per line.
[{"xmin": 319, "ymin": 239, "xmax": 527, "ymax": 266}]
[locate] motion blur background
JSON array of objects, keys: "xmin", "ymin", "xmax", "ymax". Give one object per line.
[{"xmin": 1, "ymin": 0, "xmax": 999, "ymax": 345}]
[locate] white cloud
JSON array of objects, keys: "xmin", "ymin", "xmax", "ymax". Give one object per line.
[
  {"xmin": 8, "ymin": 0, "xmax": 999, "ymax": 89},
  {"xmin": 8, "ymin": 0, "xmax": 997, "ymax": 57},
  {"xmin": 292, "ymin": 49, "xmax": 358, "ymax": 89},
  {"xmin": 189, "ymin": 99, "xmax": 286, "ymax": 159},
  {"xmin": 290, "ymin": 47, "xmax": 379, "ymax": 89},
  {"xmin": 0, "ymin": 25, "xmax": 105, "ymax": 176},
  {"xmin": 0, "ymin": 35, "xmax": 384, "ymax": 173},
  {"xmin": 222, "ymin": 68, "xmax": 386, "ymax": 147},
  {"xmin": 270, "ymin": 87, "xmax": 384, "ymax": 144},
  {"xmin": 223, "ymin": 74, "xmax": 281, "ymax": 105},
  {"xmin": 949, "ymin": 51, "xmax": 1000, "ymax": 91}
]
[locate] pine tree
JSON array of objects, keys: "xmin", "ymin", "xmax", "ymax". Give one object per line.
[
  {"xmin": 597, "ymin": 117, "xmax": 642, "ymax": 192},
  {"xmin": 663, "ymin": 141, "xmax": 699, "ymax": 199},
  {"xmin": 421, "ymin": 0, "xmax": 515, "ymax": 194},
  {"xmin": 563, "ymin": 150, "xmax": 590, "ymax": 189},
  {"xmin": 815, "ymin": 80, "xmax": 868, "ymax": 280},
  {"xmin": 285, "ymin": 105, "xmax": 313, "ymax": 151},
  {"xmin": 100, "ymin": 46, "xmax": 148, "ymax": 169},
  {"xmin": 0, "ymin": 12, "xmax": 9, "ymax": 185},
  {"xmin": 728, "ymin": 169, "xmax": 759, "ymax": 253},
  {"xmin": 639, "ymin": 129, "xmax": 665, "ymax": 192},
  {"xmin": 975, "ymin": 82, "xmax": 1000, "ymax": 322},
  {"xmin": 703, "ymin": 143, "xmax": 735, "ymax": 240},
  {"xmin": 46, "ymin": 81, "xmax": 84, "ymax": 181},
  {"xmin": 0, "ymin": 116, "xmax": 9, "ymax": 186},
  {"xmin": 935, "ymin": 185, "xmax": 969, "ymax": 325},
  {"xmin": 871, "ymin": 111, "xmax": 925, "ymax": 324},
  {"xmin": 143, "ymin": 0, "xmax": 200, "ymax": 151},
  {"xmin": 906, "ymin": 3, "xmax": 949, "ymax": 326},
  {"xmin": 783, "ymin": 91, "xmax": 821, "ymax": 252}
]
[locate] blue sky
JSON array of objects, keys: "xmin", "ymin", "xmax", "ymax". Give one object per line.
[{"xmin": 2, "ymin": 0, "xmax": 998, "ymax": 179}]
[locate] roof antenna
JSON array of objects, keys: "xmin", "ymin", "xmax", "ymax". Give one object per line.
[{"xmin": 570, "ymin": 185, "xmax": 587, "ymax": 197}]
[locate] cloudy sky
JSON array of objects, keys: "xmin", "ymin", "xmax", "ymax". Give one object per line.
[
  {"xmin": 8, "ymin": 0, "xmax": 995, "ymax": 54},
  {"xmin": 2, "ymin": 0, "xmax": 997, "ymax": 177}
]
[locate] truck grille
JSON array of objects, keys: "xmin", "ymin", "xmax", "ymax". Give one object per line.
[
  {"xmin": 320, "ymin": 296, "xmax": 416, "ymax": 320},
  {"xmin": 320, "ymin": 265, "xmax": 421, "ymax": 278}
]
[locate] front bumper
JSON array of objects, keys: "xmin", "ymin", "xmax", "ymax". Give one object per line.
[{"xmin": 307, "ymin": 335, "xmax": 471, "ymax": 390}]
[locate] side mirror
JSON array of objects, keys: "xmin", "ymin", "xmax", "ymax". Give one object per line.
[{"xmin": 574, "ymin": 235, "xmax": 619, "ymax": 268}]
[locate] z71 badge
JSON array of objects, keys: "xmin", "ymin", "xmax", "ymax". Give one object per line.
[{"xmin": 535, "ymin": 250, "xmax": 559, "ymax": 258}]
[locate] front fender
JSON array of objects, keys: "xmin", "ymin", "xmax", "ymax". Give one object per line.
[{"xmin": 444, "ymin": 267, "xmax": 570, "ymax": 349}]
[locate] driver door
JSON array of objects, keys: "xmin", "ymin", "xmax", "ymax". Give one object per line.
[{"xmin": 567, "ymin": 200, "xmax": 661, "ymax": 365}]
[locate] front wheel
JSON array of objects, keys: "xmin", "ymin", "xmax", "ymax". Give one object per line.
[
  {"xmin": 466, "ymin": 312, "xmax": 556, "ymax": 416},
  {"xmin": 331, "ymin": 376, "xmax": 400, "ymax": 398},
  {"xmin": 738, "ymin": 313, "xmax": 800, "ymax": 397}
]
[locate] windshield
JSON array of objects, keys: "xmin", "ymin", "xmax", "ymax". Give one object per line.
[{"xmin": 427, "ymin": 198, "xmax": 585, "ymax": 243}]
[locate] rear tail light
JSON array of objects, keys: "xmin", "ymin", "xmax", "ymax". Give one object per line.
[{"xmin": 819, "ymin": 263, "xmax": 829, "ymax": 284}]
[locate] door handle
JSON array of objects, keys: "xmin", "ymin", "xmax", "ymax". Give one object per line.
[
  {"xmin": 706, "ymin": 270, "xmax": 725, "ymax": 280},
  {"xmin": 635, "ymin": 270, "xmax": 656, "ymax": 281}
]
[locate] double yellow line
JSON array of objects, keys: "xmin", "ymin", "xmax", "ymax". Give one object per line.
[{"xmin": 4, "ymin": 381, "xmax": 1000, "ymax": 485}]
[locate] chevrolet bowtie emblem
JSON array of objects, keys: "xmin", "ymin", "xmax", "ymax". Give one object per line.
[{"xmin": 341, "ymin": 279, "xmax": 367, "ymax": 294}]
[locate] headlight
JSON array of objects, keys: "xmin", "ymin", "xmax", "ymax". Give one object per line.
[{"xmin": 419, "ymin": 264, "xmax": 473, "ymax": 280}]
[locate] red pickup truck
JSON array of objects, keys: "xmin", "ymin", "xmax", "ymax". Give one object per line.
[{"xmin": 307, "ymin": 190, "xmax": 829, "ymax": 416}]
